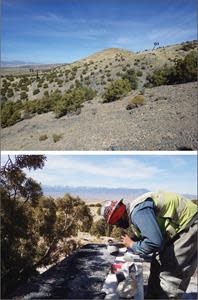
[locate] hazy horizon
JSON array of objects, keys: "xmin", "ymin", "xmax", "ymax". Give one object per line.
[{"xmin": 1, "ymin": 154, "xmax": 197, "ymax": 195}]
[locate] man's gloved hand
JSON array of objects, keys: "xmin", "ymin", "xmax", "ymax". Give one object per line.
[{"xmin": 121, "ymin": 234, "xmax": 134, "ymax": 248}]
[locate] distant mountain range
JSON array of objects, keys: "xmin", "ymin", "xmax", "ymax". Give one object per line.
[
  {"xmin": 1, "ymin": 60, "xmax": 67, "ymax": 68},
  {"xmin": 43, "ymin": 186, "xmax": 149, "ymax": 202},
  {"xmin": 42, "ymin": 186, "xmax": 196, "ymax": 202},
  {"xmin": 1, "ymin": 60, "xmax": 40, "ymax": 67}
]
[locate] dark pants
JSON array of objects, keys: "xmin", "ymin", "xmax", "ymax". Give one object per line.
[{"xmin": 146, "ymin": 220, "xmax": 197, "ymax": 299}]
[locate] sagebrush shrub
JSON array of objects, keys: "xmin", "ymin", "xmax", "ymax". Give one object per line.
[
  {"xmin": 52, "ymin": 133, "xmax": 63, "ymax": 143},
  {"xmin": 33, "ymin": 89, "xmax": 40, "ymax": 95},
  {"xmin": 103, "ymin": 79, "xmax": 131, "ymax": 103}
]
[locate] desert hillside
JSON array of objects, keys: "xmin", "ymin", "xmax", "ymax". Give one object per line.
[
  {"xmin": 2, "ymin": 81, "xmax": 197, "ymax": 150},
  {"xmin": 1, "ymin": 40, "xmax": 197, "ymax": 150},
  {"xmin": 1, "ymin": 41, "xmax": 196, "ymax": 99}
]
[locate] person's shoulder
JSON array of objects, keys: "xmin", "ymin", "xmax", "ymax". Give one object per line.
[{"xmin": 132, "ymin": 198, "xmax": 154, "ymax": 217}]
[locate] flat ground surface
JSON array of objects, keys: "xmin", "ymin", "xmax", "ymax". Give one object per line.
[
  {"xmin": 1, "ymin": 82, "xmax": 197, "ymax": 151},
  {"xmin": 9, "ymin": 244, "xmax": 197, "ymax": 300}
]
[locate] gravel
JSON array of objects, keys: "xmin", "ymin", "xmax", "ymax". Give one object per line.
[{"xmin": 1, "ymin": 82, "xmax": 197, "ymax": 150}]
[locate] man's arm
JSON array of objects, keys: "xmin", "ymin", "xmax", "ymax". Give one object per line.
[{"xmin": 130, "ymin": 199, "xmax": 164, "ymax": 255}]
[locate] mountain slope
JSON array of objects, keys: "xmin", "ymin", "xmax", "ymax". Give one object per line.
[
  {"xmin": 1, "ymin": 81, "xmax": 197, "ymax": 150},
  {"xmin": 1, "ymin": 40, "xmax": 197, "ymax": 150},
  {"xmin": 1, "ymin": 40, "xmax": 196, "ymax": 100}
]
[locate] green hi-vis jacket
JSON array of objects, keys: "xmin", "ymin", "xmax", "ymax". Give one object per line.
[{"xmin": 129, "ymin": 191, "xmax": 197, "ymax": 241}]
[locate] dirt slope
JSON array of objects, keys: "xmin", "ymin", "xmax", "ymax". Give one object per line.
[{"xmin": 1, "ymin": 82, "xmax": 197, "ymax": 151}]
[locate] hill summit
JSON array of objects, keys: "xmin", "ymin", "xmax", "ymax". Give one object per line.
[{"xmin": 1, "ymin": 40, "xmax": 197, "ymax": 150}]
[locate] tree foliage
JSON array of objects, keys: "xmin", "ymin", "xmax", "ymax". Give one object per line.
[
  {"xmin": 103, "ymin": 79, "xmax": 131, "ymax": 103},
  {"xmin": 121, "ymin": 68, "xmax": 138, "ymax": 90},
  {"xmin": 146, "ymin": 50, "xmax": 197, "ymax": 87},
  {"xmin": 1, "ymin": 155, "xmax": 93, "ymax": 297},
  {"xmin": 54, "ymin": 85, "xmax": 96, "ymax": 118},
  {"xmin": 90, "ymin": 219, "xmax": 108, "ymax": 237},
  {"xmin": 1, "ymin": 85, "xmax": 96, "ymax": 128}
]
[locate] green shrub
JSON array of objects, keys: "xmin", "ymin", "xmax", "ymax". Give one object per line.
[
  {"xmin": 1, "ymin": 89, "xmax": 6, "ymax": 96},
  {"xmin": 57, "ymin": 79, "xmax": 63, "ymax": 86},
  {"xmin": 103, "ymin": 79, "xmax": 131, "ymax": 103},
  {"xmin": 147, "ymin": 50, "xmax": 197, "ymax": 86},
  {"xmin": 1, "ymin": 101, "xmax": 23, "ymax": 127},
  {"xmin": 54, "ymin": 85, "xmax": 96, "ymax": 118},
  {"xmin": 65, "ymin": 70, "xmax": 71, "ymax": 76},
  {"xmin": 137, "ymin": 70, "xmax": 143, "ymax": 77},
  {"xmin": 1, "ymin": 85, "xmax": 96, "ymax": 126},
  {"xmin": 44, "ymin": 90, "xmax": 49, "ymax": 97},
  {"xmin": 33, "ymin": 89, "xmax": 40, "ymax": 95},
  {"xmin": 7, "ymin": 110, "xmax": 22, "ymax": 126},
  {"xmin": 72, "ymin": 66, "xmax": 78, "ymax": 73},
  {"xmin": 36, "ymin": 98, "xmax": 52, "ymax": 114},
  {"xmin": 90, "ymin": 219, "xmax": 108, "ymax": 237},
  {"xmin": 21, "ymin": 85, "xmax": 28, "ymax": 91},
  {"xmin": 121, "ymin": 68, "xmax": 138, "ymax": 89},
  {"xmin": 172, "ymin": 50, "xmax": 197, "ymax": 83},
  {"xmin": 82, "ymin": 69, "xmax": 88, "ymax": 75},
  {"xmin": 1, "ymin": 102, "xmax": 15, "ymax": 127},
  {"xmin": 43, "ymin": 83, "xmax": 48, "ymax": 89},
  {"xmin": 7, "ymin": 88, "xmax": 14, "ymax": 98},
  {"xmin": 1, "ymin": 96, "xmax": 7, "ymax": 105},
  {"xmin": 52, "ymin": 133, "xmax": 63, "ymax": 143},
  {"xmin": 39, "ymin": 134, "xmax": 48, "ymax": 141},
  {"xmin": 20, "ymin": 91, "xmax": 28, "ymax": 100},
  {"xmin": 181, "ymin": 41, "xmax": 197, "ymax": 51}
]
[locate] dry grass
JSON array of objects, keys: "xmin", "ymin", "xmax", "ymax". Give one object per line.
[
  {"xmin": 52, "ymin": 133, "xmax": 63, "ymax": 143},
  {"xmin": 126, "ymin": 95, "xmax": 145, "ymax": 110},
  {"xmin": 39, "ymin": 134, "xmax": 48, "ymax": 141}
]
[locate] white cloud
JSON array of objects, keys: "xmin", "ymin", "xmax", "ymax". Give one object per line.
[
  {"xmin": 148, "ymin": 28, "xmax": 196, "ymax": 42},
  {"xmin": 28, "ymin": 156, "xmax": 164, "ymax": 186},
  {"xmin": 34, "ymin": 13, "xmax": 66, "ymax": 23},
  {"xmin": 115, "ymin": 37, "xmax": 132, "ymax": 45},
  {"xmin": 1, "ymin": 155, "xmax": 196, "ymax": 194}
]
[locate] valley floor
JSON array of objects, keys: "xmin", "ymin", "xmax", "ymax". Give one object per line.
[{"xmin": 1, "ymin": 82, "xmax": 197, "ymax": 150}]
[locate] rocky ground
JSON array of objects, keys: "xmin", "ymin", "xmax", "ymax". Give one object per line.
[
  {"xmin": 9, "ymin": 244, "xmax": 197, "ymax": 300},
  {"xmin": 10, "ymin": 244, "xmax": 115, "ymax": 299},
  {"xmin": 1, "ymin": 81, "xmax": 197, "ymax": 150}
]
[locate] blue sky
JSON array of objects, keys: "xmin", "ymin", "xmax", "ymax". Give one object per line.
[
  {"xmin": 2, "ymin": 0, "xmax": 196, "ymax": 63},
  {"xmin": 1, "ymin": 154, "xmax": 197, "ymax": 194}
]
